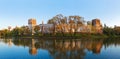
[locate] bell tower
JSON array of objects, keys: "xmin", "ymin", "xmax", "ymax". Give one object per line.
[{"xmin": 28, "ymin": 18, "xmax": 37, "ymax": 35}]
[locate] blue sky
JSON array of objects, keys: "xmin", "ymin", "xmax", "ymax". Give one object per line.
[{"xmin": 0, "ymin": 0, "xmax": 120, "ymax": 29}]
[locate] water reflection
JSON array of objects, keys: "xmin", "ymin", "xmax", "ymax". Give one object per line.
[
  {"xmin": 1, "ymin": 38, "xmax": 120, "ymax": 59},
  {"xmin": 8, "ymin": 39, "xmax": 12, "ymax": 47},
  {"xmin": 29, "ymin": 39, "xmax": 37, "ymax": 55}
]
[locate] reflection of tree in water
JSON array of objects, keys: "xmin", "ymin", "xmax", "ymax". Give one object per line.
[
  {"xmin": 8, "ymin": 39, "xmax": 12, "ymax": 47},
  {"xmin": 12, "ymin": 38, "xmax": 31, "ymax": 47},
  {"xmin": 2, "ymin": 38, "xmax": 10, "ymax": 44},
  {"xmin": 11, "ymin": 38, "xmax": 38, "ymax": 55},
  {"xmin": 84, "ymin": 39, "xmax": 103, "ymax": 54},
  {"xmin": 51, "ymin": 40, "xmax": 86, "ymax": 59},
  {"xmin": 31, "ymin": 39, "xmax": 85, "ymax": 59},
  {"xmin": 34, "ymin": 39, "xmax": 103, "ymax": 58},
  {"xmin": 103, "ymin": 38, "xmax": 120, "ymax": 49},
  {"xmin": 0, "ymin": 38, "xmax": 13, "ymax": 47},
  {"xmin": 2, "ymin": 38, "xmax": 118, "ymax": 59}
]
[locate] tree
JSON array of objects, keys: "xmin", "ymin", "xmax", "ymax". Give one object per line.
[
  {"xmin": 68, "ymin": 17, "xmax": 75, "ymax": 34},
  {"xmin": 34, "ymin": 25, "xmax": 40, "ymax": 35},
  {"xmin": 47, "ymin": 14, "xmax": 66, "ymax": 24},
  {"xmin": 21, "ymin": 26, "xmax": 31, "ymax": 35},
  {"xmin": 47, "ymin": 14, "xmax": 86, "ymax": 35},
  {"xmin": 103, "ymin": 25, "xmax": 115, "ymax": 36},
  {"xmin": 114, "ymin": 26, "xmax": 120, "ymax": 35},
  {"xmin": 11, "ymin": 27, "xmax": 23, "ymax": 36},
  {"xmin": 3, "ymin": 29, "xmax": 11, "ymax": 37}
]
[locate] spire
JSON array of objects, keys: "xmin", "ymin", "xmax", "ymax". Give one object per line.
[
  {"xmin": 41, "ymin": 20, "xmax": 44, "ymax": 34},
  {"xmin": 42, "ymin": 20, "xmax": 44, "ymax": 25}
]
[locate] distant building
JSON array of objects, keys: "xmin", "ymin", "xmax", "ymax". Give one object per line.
[
  {"xmin": 55, "ymin": 24, "xmax": 91, "ymax": 33},
  {"xmin": 92, "ymin": 19, "xmax": 103, "ymax": 33},
  {"xmin": 87, "ymin": 21, "xmax": 92, "ymax": 25},
  {"xmin": 26, "ymin": 19, "xmax": 103, "ymax": 34},
  {"xmin": 8, "ymin": 26, "xmax": 11, "ymax": 31},
  {"xmin": 39, "ymin": 24, "xmax": 54, "ymax": 33},
  {"xmin": 28, "ymin": 18, "xmax": 37, "ymax": 35},
  {"xmin": 77, "ymin": 25, "xmax": 91, "ymax": 33},
  {"xmin": 92, "ymin": 19, "xmax": 101, "ymax": 27}
]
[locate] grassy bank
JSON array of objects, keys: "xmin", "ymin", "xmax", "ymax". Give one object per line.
[
  {"xmin": 10, "ymin": 33, "xmax": 120, "ymax": 39},
  {"xmin": 1, "ymin": 33, "xmax": 120, "ymax": 39}
]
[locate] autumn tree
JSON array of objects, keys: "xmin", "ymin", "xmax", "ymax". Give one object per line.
[
  {"xmin": 34, "ymin": 25, "xmax": 40, "ymax": 33},
  {"xmin": 47, "ymin": 14, "xmax": 85, "ymax": 35},
  {"xmin": 11, "ymin": 27, "xmax": 22, "ymax": 36},
  {"xmin": 20, "ymin": 26, "xmax": 31, "ymax": 35}
]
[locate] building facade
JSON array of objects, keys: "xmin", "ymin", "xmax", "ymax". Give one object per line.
[
  {"xmin": 92, "ymin": 19, "xmax": 103, "ymax": 33},
  {"xmin": 39, "ymin": 24, "xmax": 54, "ymax": 33},
  {"xmin": 28, "ymin": 18, "xmax": 37, "ymax": 35},
  {"xmin": 27, "ymin": 19, "xmax": 103, "ymax": 34}
]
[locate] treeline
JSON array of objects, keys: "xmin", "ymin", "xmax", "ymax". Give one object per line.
[
  {"xmin": 103, "ymin": 24, "xmax": 120, "ymax": 37},
  {"xmin": 0, "ymin": 26, "xmax": 31, "ymax": 37},
  {"xmin": 0, "ymin": 24, "xmax": 119, "ymax": 38}
]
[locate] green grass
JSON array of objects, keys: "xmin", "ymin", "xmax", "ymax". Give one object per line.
[{"xmin": 1, "ymin": 33, "xmax": 120, "ymax": 39}]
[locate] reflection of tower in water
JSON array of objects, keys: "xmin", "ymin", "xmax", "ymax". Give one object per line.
[
  {"xmin": 85, "ymin": 40, "xmax": 103, "ymax": 54},
  {"xmin": 93, "ymin": 41, "xmax": 103, "ymax": 54},
  {"xmin": 29, "ymin": 39, "xmax": 37, "ymax": 55},
  {"xmin": 8, "ymin": 39, "xmax": 12, "ymax": 47}
]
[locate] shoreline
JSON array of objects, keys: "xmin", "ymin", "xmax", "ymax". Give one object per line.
[{"xmin": 1, "ymin": 34, "xmax": 120, "ymax": 39}]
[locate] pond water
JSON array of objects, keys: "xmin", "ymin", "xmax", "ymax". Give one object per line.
[{"xmin": 0, "ymin": 38, "xmax": 120, "ymax": 59}]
